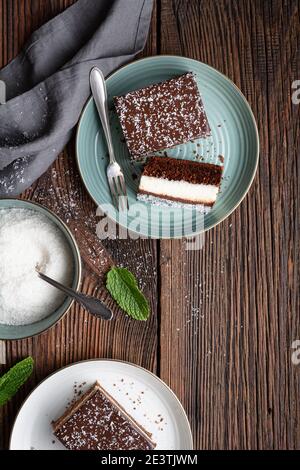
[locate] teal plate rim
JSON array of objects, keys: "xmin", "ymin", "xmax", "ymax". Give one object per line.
[{"xmin": 76, "ymin": 55, "xmax": 260, "ymax": 238}]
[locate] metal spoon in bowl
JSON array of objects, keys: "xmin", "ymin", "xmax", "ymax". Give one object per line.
[{"xmin": 36, "ymin": 267, "xmax": 113, "ymax": 321}]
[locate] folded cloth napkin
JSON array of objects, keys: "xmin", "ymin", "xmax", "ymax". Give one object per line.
[{"xmin": 0, "ymin": 0, "xmax": 153, "ymax": 196}]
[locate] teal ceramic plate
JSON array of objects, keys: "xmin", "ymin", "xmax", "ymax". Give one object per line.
[
  {"xmin": 0, "ymin": 199, "xmax": 82, "ymax": 340},
  {"xmin": 76, "ymin": 56, "xmax": 259, "ymax": 238}
]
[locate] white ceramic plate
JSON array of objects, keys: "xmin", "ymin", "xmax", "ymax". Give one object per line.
[{"xmin": 10, "ymin": 359, "xmax": 193, "ymax": 450}]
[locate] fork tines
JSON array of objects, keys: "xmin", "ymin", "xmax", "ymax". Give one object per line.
[{"xmin": 108, "ymin": 173, "xmax": 128, "ymax": 212}]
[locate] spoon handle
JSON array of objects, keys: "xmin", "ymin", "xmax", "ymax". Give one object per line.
[{"xmin": 37, "ymin": 272, "xmax": 113, "ymax": 321}]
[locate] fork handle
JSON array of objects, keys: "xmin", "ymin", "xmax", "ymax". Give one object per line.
[{"xmin": 90, "ymin": 67, "xmax": 116, "ymax": 164}]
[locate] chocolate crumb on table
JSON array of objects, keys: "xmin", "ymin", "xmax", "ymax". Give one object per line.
[
  {"xmin": 114, "ymin": 72, "xmax": 211, "ymax": 159},
  {"xmin": 53, "ymin": 382, "xmax": 156, "ymax": 450}
]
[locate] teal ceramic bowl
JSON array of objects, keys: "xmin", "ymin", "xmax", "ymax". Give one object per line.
[
  {"xmin": 0, "ymin": 199, "xmax": 82, "ymax": 340},
  {"xmin": 77, "ymin": 55, "xmax": 259, "ymax": 238}
]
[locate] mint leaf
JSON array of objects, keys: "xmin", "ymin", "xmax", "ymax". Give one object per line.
[
  {"xmin": 106, "ymin": 267, "xmax": 150, "ymax": 321},
  {"xmin": 0, "ymin": 357, "xmax": 34, "ymax": 406}
]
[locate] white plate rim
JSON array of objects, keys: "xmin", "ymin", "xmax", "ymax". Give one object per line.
[{"xmin": 9, "ymin": 358, "xmax": 193, "ymax": 450}]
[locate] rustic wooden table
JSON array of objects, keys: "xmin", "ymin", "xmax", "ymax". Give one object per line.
[{"xmin": 0, "ymin": 0, "xmax": 299, "ymax": 450}]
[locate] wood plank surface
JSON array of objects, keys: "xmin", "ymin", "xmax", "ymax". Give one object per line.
[
  {"xmin": 159, "ymin": 0, "xmax": 300, "ymax": 450},
  {"xmin": 0, "ymin": 0, "xmax": 299, "ymax": 450},
  {"xmin": 0, "ymin": 0, "xmax": 158, "ymax": 449}
]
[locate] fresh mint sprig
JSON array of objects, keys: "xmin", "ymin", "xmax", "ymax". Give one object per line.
[
  {"xmin": 106, "ymin": 267, "xmax": 150, "ymax": 321},
  {"xmin": 0, "ymin": 356, "xmax": 34, "ymax": 406}
]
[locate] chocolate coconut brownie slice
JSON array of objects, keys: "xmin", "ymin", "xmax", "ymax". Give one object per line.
[
  {"xmin": 53, "ymin": 382, "xmax": 156, "ymax": 450},
  {"xmin": 137, "ymin": 156, "xmax": 223, "ymax": 212},
  {"xmin": 114, "ymin": 72, "xmax": 211, "ymax": 160}
]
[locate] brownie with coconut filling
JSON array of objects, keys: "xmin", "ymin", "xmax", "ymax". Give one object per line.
[{"xmin": 137, "ymin": 156, "xmax": 223, "ymax": 212}]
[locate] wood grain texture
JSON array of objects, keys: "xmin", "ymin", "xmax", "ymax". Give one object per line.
[
  {"xmin": 159, "ymin": 0, "xmax": 300, "ymax": 450},
  {"xmin": 0, "ymin": 0, "xmax": 158, "ymax": 449},
  {"xmin": 0, "ymin": 0, "xmax": 299, "ymax": 451}
]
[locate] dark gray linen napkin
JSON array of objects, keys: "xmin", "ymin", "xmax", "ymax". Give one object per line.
[{"xmin": 0, "ymin": 0, "xmax": 153, "ymax": 196}]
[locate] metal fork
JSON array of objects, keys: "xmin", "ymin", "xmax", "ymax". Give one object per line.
[{"xmin": 90, "ymin": 67, "xmax": 128, "ymax": 212}]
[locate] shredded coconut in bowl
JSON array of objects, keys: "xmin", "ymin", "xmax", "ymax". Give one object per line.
[{"xmin": 0, "ymin": 208, "xmax": 74, "ymax": 326}]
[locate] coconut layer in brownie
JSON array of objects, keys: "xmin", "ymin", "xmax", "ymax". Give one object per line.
[
  {"xmin": 53, "ymin": 382, "xmax": 156, "ymax": 451},
  {"xmin": 114, "ymin": 72, "xmax": 211, "ymax": 159},
  {"xmin": 137, "ymin": 156, "xmax": 223, "ymax": 208}
]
